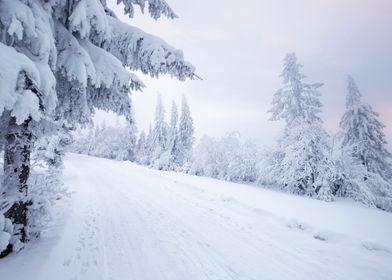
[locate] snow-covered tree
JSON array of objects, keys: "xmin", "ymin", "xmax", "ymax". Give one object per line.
[
  {"xmin": 73, "ymin": 120, "xmax": 138, "ymax": 161},
  {"xmin": 126, "ymin": 106, "xmax": 138, "ymax": 162},
  {"xmin": 274, "ymin": 121, "xmax": 334, "ymax": 200},
  {"xmin": 135, "ymin": 131, "xmax": 148, "ymax": 165},
  {"xmin": 267, "ymin": 53, "xmax": 334, "ymax": 200},
  {"xmin": 177, "ymin": 95, "xmax": 194, "ymax": 169},
  {"xmin": 160, "ymin": 101, "xmax": 180, "ymax": 170},
  {"xmin": 28, "ymin": 129, "xmax": 71, "ymax": 239},
  {"xmin": 150, "ymin": 94, "xmax": 169, "ymax": 169},
  {"xmin": 226, "ymin": 139, "xmax": 259, "ymax": 183},
  {"xmin": 0, "ymin": 0, "xmax": 195, "ymax": 255},
  {"xmin": 336, "ymin": 76, "xmax": 392, "ymax": 211},
  {"xmin": 269, "ymin": 53, "xmax": 323, "ymax": 125},
  {"xmin": 190, "ymin": 133, "xmax": 260, "ymax": 183},
  {"xmin": 190, "ymin": 135, "xmax": 220, "ymax": 178},
  {"xmin": 144, "ymin": 124, "xmax": 153, "ymax": 165},
  {"xmin": 340, "ymin": 76, "xmax": 392, "ymax": 181}
]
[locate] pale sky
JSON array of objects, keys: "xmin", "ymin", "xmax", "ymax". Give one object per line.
[{"xmin": 105, "ymin": 0, "xmax": 392, "ymax": 148}]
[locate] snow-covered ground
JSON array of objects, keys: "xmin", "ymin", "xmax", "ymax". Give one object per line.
[{"xmin": 1, "ymin": 154, "xmax": 392, "ymax": 280}]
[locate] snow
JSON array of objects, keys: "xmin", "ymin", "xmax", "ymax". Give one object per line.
[
  {"xmin": 0, "ymin": 0, "xmax": 37, "ymax": 40},
  {"xmin": 69, "ymin": 0, "xmax": 110, "ymax": 40},
  {"xmin": 0, "ymin": 43, "xmax": 41, "ymax": 122},
  {"xmin": 0, "ymin": 215, "xmax": 12, "ymax": 252},
  {"xmin": 106, "ymin": 16, "xmax": 196, "ymax": 81},
  {"xmin": 1, "ymin": 153, "xmax": 391, "ymax": 279},
  {"xmin": 117, "ymin": 0, "xmax": 178, "ymax": 20}
]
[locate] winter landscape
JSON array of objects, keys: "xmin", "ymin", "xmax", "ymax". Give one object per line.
[{"xmin": 1, "ymin": 0, "xmax": 392, "ymax": 280}]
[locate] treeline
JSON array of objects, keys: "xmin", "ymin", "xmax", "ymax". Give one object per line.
[{"xmin": 74, "ymin": 94, "xmax": 195, "ymax": 171}]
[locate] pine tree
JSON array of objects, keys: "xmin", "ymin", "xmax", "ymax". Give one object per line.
[
  {"xmin": 0, "ymin": 0, "xmax": 195, "ymax": 256},
  {"xmin": 161, "ymin": 101, "xmax": 180, "ymax": 170},
  {"xmin": 268, "ymin": 53, "xmax": 334, "ymax": 200},
  {"xmin": 270, "ymin": 53, "xmax": 323, "ymax": 125},
  {"xmin": 340, "ymin": 76, "xmax": 392, "ymax": 181},
  {"xmin": 178, "ymin": 95, "xmax": 194, "ymax": 169},
  {"xmin": 150, "ymin": 94, "xmax": 169, "ymax": 168},
  {"xmin": 337, "ymin": 76, "xmax": 392, "ymax": 211},
  {"xmin": 136, "ymin": 131, "xmax": 148, "ymax": 164},
  {"xmin": 126, "ymin": 105, "xmax": 138, "ymax": 162},
  {"xmin": 144, "ymin": 124, "xmax": 153, "ymax": 165}
]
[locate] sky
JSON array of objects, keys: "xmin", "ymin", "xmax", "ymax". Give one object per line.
[{"xmin": 105, "ymin": 0, "xmax": 392, "ymax": 148}]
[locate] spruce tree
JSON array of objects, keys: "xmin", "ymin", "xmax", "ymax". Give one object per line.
[
  {"xmin": 178, "ymin": 95, "xmax": 195, "ymax": 169},
  {"xmin": 340, "ymin": 76, "xmax": 392, "ymax": 180},
  {"xmin": 337, "ymin": 76, "xmax": 392, "ymax": 211},
  {"xmin": 144, "ymin": 124, "xmax": 153, "ymax": 165},
  {"xmin": 163, "ymin": 101, "xmax": 180, "ymax": 170},
  {"xmin": 136, "ymin": 131, "xmax": 147, "ymax": 164},
  {"xmin": 150, "ymin": 94, "xmax": 169, "ymax": 168},
  {"xmin": 269, "ymin": 53, "xmax": 334, "ymax": 200}
]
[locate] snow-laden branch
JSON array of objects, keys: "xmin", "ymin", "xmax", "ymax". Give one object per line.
[
  {"xmin": 56, "ymin": 22, "xmax": 143, "ymax": 92},
  {"xmin": 117, "ymin": 0, "xmax": 177, "ymax": 20},
  {"xmin": 106, "ymin": 16, "xmax": 196, "ymax": 81},
  {"xmin": 0, "ymin": 43, "xmax": 42, "ymax": 124}
]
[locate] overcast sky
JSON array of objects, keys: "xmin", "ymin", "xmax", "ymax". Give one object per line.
[{"xmin": 106, "ymin": 0, "xmax": 392, "ymax": 148}]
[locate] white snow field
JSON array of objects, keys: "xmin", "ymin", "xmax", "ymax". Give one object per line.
[{"xmin": 1, "ymin": 154, "xmax": 392, "ymax": 280}]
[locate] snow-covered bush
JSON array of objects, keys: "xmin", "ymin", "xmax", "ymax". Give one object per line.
[
  {"xmin": 73, "ymin": 121, "xmax": 137, "ymax": 161},
  {"xmin": 0, "ymin": 214, "xmax": 13, "ymax": 254},
  {"xmin": 27, "ymin": 132, "xmax": 71, "ymax": 239},
  {"xmin": 190, "ymin": 133, "xmax": 260, "ymax": 183},
  {"xmin": 189, "ymin": 135, "xmax": 219, "ymax": 177},
  {"xmin": 332, "ymin": 149, "xmax": 392, "ymax": 211}
]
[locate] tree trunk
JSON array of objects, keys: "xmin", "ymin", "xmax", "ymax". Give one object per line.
[{"xmin": 1, "ymin": 116, "xmax": 33, "ymax": 257}]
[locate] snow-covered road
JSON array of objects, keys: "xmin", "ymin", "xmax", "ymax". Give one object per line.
[{"xmin": 1, "ymin": 154, "xmax": 392, "ymax": 280}]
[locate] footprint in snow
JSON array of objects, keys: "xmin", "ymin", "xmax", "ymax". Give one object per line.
[
  {"xmin": 312, "ymin": 230, "xmax": 343, "ymax": 242},
  {"xmin": 362, "ymin": 241, "xmax": 392, "ymax": 254},
  {"xmin": 285, "ymin": 219, "xmax": 309, "ymax": 231}
]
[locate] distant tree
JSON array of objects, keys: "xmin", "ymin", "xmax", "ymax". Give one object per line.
[
  {"xmin": 150, "ymin": 94, "xmax": 169, "ymax": 169},
  {"xmin": 161, "ymin": 101, "xmax": 180, "ymax": 170},
  {"xmin": 136, "ymin": 131, "xmax": 148, "ymax": 165},
  {"xmin": 144, "ymin": 124, "xmax": 154, "ymax": 165},
  {"xmin": 223, "ymin": 134, "xmax": 259, "ymax": 183},
  {"xmin": 268, "ymin": 53, "xmax": 334, "ymax": 200},
  {"xmin": 73, "ymin": 120, "xmax": 137, "ymax": 161},
  {"xmin": 190, "ymin": 133, "xmax": 259, "ymax": 183},
  {"xmin": 126, "ymin": 105, "xmax": 138, "ymax": 162},
  {"xmin": 177, "ymin": 95, "xmax": 195, "ymax": 169},
  {"xmin": 337, "ymin": 76, "xmax": 392, "ymax": 211},
  {"xmin": 340, "ymin": 76, "xmax": 392, "ymax": 180},
  {"xmin": 190, "ymin": 135, "xmax": 219, "ymax": 177},
  {"xmin": 269, "ymin": 53, "xmax": 322, "ymax": 125}
]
